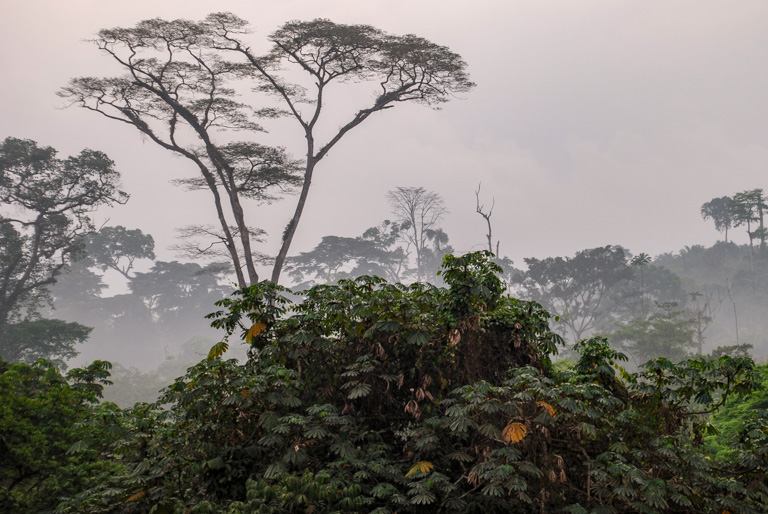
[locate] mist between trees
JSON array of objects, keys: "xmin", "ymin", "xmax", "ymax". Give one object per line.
[{"xmin": 13, "ymin": 181, "xmax": 768, "ymax": 376}]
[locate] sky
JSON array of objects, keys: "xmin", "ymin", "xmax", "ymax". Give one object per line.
[{"xmin": 2, "ymin": 0, "xmax": 768, "ymax": 284}]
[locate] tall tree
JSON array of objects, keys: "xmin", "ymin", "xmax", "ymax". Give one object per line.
[
  {"xmin": 62, "ymin": 14, "xmax": 474, "ymax": 285},
  {"xmin": 688, "ymin": 289, "xmax": 722, "ymax": 356},
  {"xmin": 731, "ymin": 189, "xmax": 767, "ymax": 271},
  {"xmin": 0, "ymin": 137, "xmax": 127, "ymax": 331},
  {"xmin": 630, "ymin": 252, "xmax": 652, "ymax": 319},
  {"xmin": 514, "ymin": 246, "xmax": 633, "ymax": 343},
  {"xmin": 734, "ymin": 189, "xmax": 767, "ymax": 252},
  {"xmin": 388, "ymin": 187, "xmax": 448, "ymax": 281},
  {"xmin": 701, "ymin": 196, "xmax": 735, "ymax": 243}
]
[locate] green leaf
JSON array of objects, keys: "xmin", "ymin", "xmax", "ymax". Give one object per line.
[
  {"xmin": 407, "ymin": 331, "xmax": 429, "ymax": 346},
  {"xmin": 347, "ymin": 383, "xmax": 372, "ymax": 399}
]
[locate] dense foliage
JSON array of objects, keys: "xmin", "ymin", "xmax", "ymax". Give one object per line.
[
  {"xmin": 4, "ymin": 252, "xmax": 765, "ymax": 513},
  {"xmin": 0, "ymin": 358, "xmax": 119, "ymax": 512},
  {"xmin": 705, "ymin": 364, "xmax": 768, "ymax": 462}
]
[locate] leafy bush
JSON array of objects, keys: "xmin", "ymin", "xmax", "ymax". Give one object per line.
[
  {"xmin": 706, "ymin": 364, "xmax": 768, "ymax": 461},
  {"xmin": 10, "ymin": 252, "xmax": 768, "ymax": 513},
  {"xmin": 0, "ymin": 358, "xmax": 122, "ymax": 513}
]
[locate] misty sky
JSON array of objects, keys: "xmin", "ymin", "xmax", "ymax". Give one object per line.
[{"xmin": 2, "ymin": 0, "xmax": 767, "ymax": 285}]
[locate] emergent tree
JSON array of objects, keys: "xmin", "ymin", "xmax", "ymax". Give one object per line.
[
  {"xmin": 62, "ymin": 14, "xmax": 474, "ymax": 285},
  {"xmin": 701, "ymin": 196, "xmax": 735, "ymax": 243}
]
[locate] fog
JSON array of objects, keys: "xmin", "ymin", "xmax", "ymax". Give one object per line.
[{"xmin": 2, "ymin": 1, "xmax": 768, "ymax": 387}]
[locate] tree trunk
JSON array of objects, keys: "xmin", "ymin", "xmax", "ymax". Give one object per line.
[{"xmin": 271, "ymin": 157, "xmax": 316, "ymax": 284}]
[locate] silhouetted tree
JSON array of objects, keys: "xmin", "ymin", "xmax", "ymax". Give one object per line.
[
  {"xmin": 62, "ymin": 14, "xmax": 474, "ymax": 285},
  {"xmin": 731, "ymin": 189, "xmax": 767, "ymax": 269},
  {"xmin": 475, "ymin": 183, "xmax": 499, "ymax": 255},
  {"xmin": 286, "ymin": 221, "xmax": 410, "ymax": 286},
  {"xmin": 701, "ymin": 196, "xmax": 735, "ymax": 243}
]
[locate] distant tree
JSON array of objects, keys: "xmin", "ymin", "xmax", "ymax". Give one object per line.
[
  {"xmin": 610, "ymin": 301, "xmax": 696, "ymax": 364},
  {"xmin": 286, "ymin": 235, "xmax": 377, "ymax": 285},
  {"xmin": 48, "ymin": 261, "xmax": 106, "ymax": 309},
  {"xmin": 725, "ymin": 278, "xmax": 741, "ymax": 345},
  {"xmin": 491, "ymin": 255, "xmax": 520, "ymax": 292},
  {"xmin": 44, "ymin": 260, "xmax": 108, "ymax": 336},
  {"xmin": 604, "ymin": 262, "xmax": 687, "ymax": 327},
  {"xmin": 357, "ymin": 220, "xmax": 411, "ymax": 283},
  {"xmin": 83, "ymin": 226, "xmax": 155, "ymax": 280},
  {"xmin": 733, "ymin": 189, "xmax": 767, "ymax": 253},
  {"xmin": 0, "ymin": 320, "xmax": 91, "ymax": 369},
  {"xmin": 62, "ymin": 14, "xmax": 474, "ymax": 285},
  {"xmin": 514, "ymin": 246, "xmax": 633, "ymax": 343},
  {"xmin": 388, "ymin": 187, "xmax": 448, "ymax": 281},
  {"xmin": 688, "ymin": 289, "xmax": 722, "ymax": 356},
  {"xmin": 286, "ymin": 221, "xmax": 410, "ymax": 286},
  {"xmin": 129, "ymin": 261, "xmax": 230, "ymax": 332},
  {"xmin": 731, "ymin": 189, "xmax": 767, "ymax": 269},
  {"xmin": 418, "ymin": 228, "xmax": 455, "ymax": 282},
  {"xmin": 701, "ymin": 196, "xmax": 735, "ymax": 243}
]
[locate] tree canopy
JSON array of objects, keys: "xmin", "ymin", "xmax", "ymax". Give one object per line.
[
  {"xmin": 61, "ymin": 13, "xmax": 474, "ymax": 286},
  {"xmin": 513, "ymin": 246, "xmax": 633, "ymax": 344}
]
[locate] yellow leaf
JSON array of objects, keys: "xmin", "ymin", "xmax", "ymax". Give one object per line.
[
  {"xmin": 502, "ymin": 422, "xmax": 528, "ymax": 443},
  {"xmin": 125, "ymin": 491, "xmax": 146, "ymax": 503},
  {"xmin": 206, "ymin": 341, "xmax": 229, "ymax": 361},
  {"xmin": 246, "ymin": 322, "xmax": 267, "ymax": 343},
  {"xmin": 405, "ymin": 461, "xmax": 434, "ymax": 477},
  {"xmin": 537, "ymin": 401, "xmax": 556, "ymax": 417}
]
